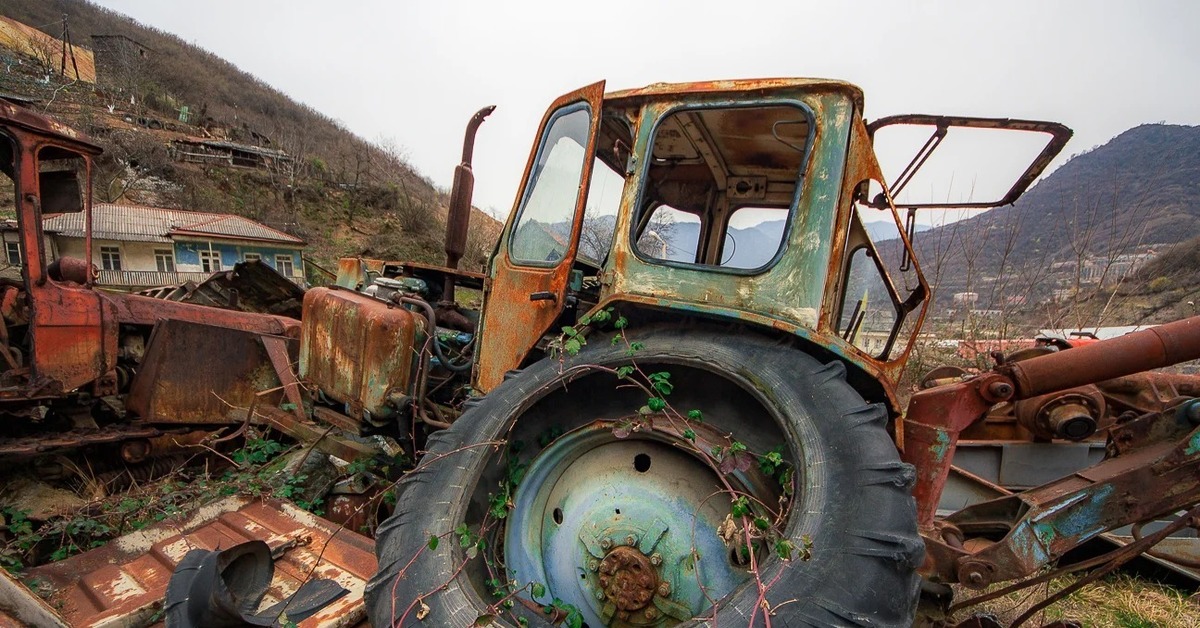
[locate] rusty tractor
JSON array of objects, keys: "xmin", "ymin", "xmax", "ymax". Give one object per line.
[
  {"xmin": 294, "ymin": 80, "xmax": 1199, "ymax": 627},
  {"xmin": 4, "ymin": 79, "xmax": 1200, "ymax": 628}
]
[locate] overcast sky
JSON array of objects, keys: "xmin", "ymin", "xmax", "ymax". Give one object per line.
[{"xmin": 90, "ymin": 0, "xmax": 1200, "ymax": 225}]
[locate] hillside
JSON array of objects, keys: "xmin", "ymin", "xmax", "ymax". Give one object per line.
[
  {"xmin": 900, "ymin": 124, "xmax": 1200, "ymax": 324},
  {"xmin": 0, "ymin": 0, "xmax": 500, "ymax": 274}
]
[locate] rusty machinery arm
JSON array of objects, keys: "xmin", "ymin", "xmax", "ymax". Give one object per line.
[{"xmin": 904, "ymin": 316, "xmax": 1200, "ymax": 586}]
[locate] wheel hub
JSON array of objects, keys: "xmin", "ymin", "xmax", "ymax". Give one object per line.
[
  {"xmin": 598, "ymin": 546, "xmax": 657, "ymax": 613},
  {"xmin": 504, "ymin": 420, "xmax": 778, "ymax": 627}
]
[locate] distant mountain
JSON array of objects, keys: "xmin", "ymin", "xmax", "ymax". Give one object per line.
[{"xmin": 898, "ymin": 124, "xmax": 1200, "ymax": 305}]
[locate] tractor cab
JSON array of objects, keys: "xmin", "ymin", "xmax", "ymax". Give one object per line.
[
  {"xmin": 476, "ymin": 80, "xmax": 924, "ymax": 402},
  {"xmin": 475, "ymin": 80, "xmax": 1070, "ymax": 406}
]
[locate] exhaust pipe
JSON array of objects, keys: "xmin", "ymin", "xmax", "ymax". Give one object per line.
[{"xmin": 443, "ymin": 105, "xmax": 495, "ymax": 301}]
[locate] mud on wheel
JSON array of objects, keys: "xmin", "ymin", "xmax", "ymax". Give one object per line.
[{"xmin": 366, "ymin": 328, "xmax": 922, "ymax": 627}]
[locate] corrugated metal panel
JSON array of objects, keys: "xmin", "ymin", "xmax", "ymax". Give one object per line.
[
  {"xmin": 41, "ymin": 203, "xmax": 304, "ymax": 245},
  {"xmin": 27, "ymin": 496, "xmax": 375, "ymax": 628}
]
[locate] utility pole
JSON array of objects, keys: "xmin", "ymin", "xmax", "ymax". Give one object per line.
[{"xmin": 58, "ymin": 14, "xmax": 81, "ymax": 81}]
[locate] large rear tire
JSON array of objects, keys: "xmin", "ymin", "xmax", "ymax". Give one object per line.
[{"xmin": 366, "ymin": 328, "xmax": 922, "ymax": 627}]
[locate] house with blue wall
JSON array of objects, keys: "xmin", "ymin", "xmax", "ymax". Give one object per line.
[{"xmin": 40, "ymin": 203, "xmax": 305, "ymax": 290}]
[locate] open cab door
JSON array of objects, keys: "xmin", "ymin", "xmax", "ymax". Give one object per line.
[{"xmin": 474, "ymin": 81, "xmax": 605, "ymax": 391}]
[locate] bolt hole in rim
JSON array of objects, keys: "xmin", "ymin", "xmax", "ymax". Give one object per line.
[
  {"xmin": 503, "ymin": 419, "xmax": 783, "ymax": 626},
  {"xmin": 634, "ymin": 453, "xmax": 652, "ymax": 472}
]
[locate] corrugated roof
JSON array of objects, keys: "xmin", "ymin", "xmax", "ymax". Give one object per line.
[{"xmin": 41, "ymin": 203, "xmax": 305, "ymax": 245}]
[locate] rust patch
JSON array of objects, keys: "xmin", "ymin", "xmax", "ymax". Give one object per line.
[{"xmin": 28, "ymin": 497, "xmax": 376, "ymax": 628}]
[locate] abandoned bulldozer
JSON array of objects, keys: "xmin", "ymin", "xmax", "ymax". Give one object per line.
[{"xmin": 0, "ymin": 102, "xmax": 312, "ymax": 489}]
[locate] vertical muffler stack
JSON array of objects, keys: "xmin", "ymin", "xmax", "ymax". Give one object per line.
[{"xmin": 443, "ymin": 105, "xmax": 495, "ymax": 300}]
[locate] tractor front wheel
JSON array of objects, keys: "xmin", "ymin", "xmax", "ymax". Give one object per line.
[{"xmin": 366, "ymin": 327, "xmax": 922, "ymax": 627}]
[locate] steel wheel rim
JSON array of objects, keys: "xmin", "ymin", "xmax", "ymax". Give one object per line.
[{"xmin": 503, "ymin": 418, "xmax": 779, "ymax": 627}]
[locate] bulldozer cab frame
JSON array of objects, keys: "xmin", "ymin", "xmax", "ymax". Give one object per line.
[
  {"xmin": 0, "ymin": 101, "xmax": 116, "ymax": 396},
  {"xmin": 0, "ymin": 102, "xmax": 300, "ymax": 428}
]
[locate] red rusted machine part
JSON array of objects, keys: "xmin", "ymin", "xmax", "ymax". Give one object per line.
[
  {"xmin": 443, "ymin": 105, "xmax": 495, "ymax": 300},
  {"xmin": 1004, "ymin": 317, "xmax": 1200, "ymax": 398},
  {"xmin": 906, "ymin": 315, "xmax": 1200, "ymax": 529}
]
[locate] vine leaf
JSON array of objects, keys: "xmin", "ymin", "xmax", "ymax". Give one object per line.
[
  {"xmin": 427, "ymin": 535, "xmax": 439, "ymax": 551},
  {"xmin": 719, "ymin": 448, "xmax": 753, "ymax": 475}
]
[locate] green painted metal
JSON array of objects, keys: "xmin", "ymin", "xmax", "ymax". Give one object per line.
[{"xmin": 505, "ymin": 423, "xmax": 764, "ymax": 626}]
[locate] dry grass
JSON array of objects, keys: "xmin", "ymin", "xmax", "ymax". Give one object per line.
[{"xmin": 947, "ymin": 574, "xmax": 1200, "ymax": 627}]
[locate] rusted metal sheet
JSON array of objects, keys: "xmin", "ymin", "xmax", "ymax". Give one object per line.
[
  {"xmin": 603, "ymin": 78, "xmax": 865, "ymax": 110},
  {"xmin": 0, "ymin": 101, "xmax": 101, "ymax": 154},
  {"xmin": 299, "ymin": 287, "xmax": 420, "ymax": 422},
  {"xmin": 0, "ymin": 568, "xmax": 69, "ymax": 627},
  {"xmin": 255, "ymin": 406, "xmax": 379, "ymax": 463},
  {"xmin": 136, "ymin": 260, "xmax": 305, "ymax": 319},
  {"xmin": 28, "ymin": 496, "xmax": 376, "ymax": 628},
  {"xmin": 126, "ymin": 319, "xmax": 295, "ymax": 424},
  {"xmin": 106, "ymin": 291, "xmax": 300, "ymax": 338}
]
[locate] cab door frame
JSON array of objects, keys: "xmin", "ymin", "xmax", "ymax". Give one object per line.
[{"xmin": 474, "ymin": 81, "xmax": 605, "ymax": 391}]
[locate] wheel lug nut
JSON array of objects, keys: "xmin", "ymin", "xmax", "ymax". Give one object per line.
[
  {"xmin": 595, "ymin": 589, "xmax": 605, "ymax": 600},
  {"xmin": 650, "ymin": 553, "xmax": 662, "ymax": 566},
  {"xmin": 657, "ymin": 582, "xmax": 671, "ymax": 597},
  {"xmin": 645, "ymin": 607, "xmax": 659, "ymax": 620},
  {"xmin": 600, "ymin": 538, "xmax": 612, "ymax": 550},
  {"xmin": 588, "ymin": 559, "xmax": 599, "ymax": 571},
  {"xmin": 625, "ymin": 535, "xmax": 636, "ymax": 546}
]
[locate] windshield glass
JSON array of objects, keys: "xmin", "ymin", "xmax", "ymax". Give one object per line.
[{"xmin": 509, "ymin": 105, "xmax": 591, "ymax": 265}]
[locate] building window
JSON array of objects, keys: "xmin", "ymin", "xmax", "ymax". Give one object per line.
[
  {"xmin": 154, "ymin": 249, "xmax": 175, "ymax": 272},
  {"xmin": 200, "ymin": 249, "xmax": 221, "ymax": 272},
  {"xmin": 4, "ymin": 241, "xmax": 20, "ymax": 265},
  {"xmin": 244, "ymin": 253, "xmax": 262, "ymax": 263},
  {"xmin": 100, "ymin": 246, "xmax": 122, "ymax": 271},
  {"xmin": 275, "ymin": 254, "xmax": 294, "ymax": 277}
]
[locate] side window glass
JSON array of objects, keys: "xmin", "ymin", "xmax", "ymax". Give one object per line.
[
  {"xmin": 637, "ymin": 205, "xmax": 699, "ymax": 263},
  {"xmin": 510, "ymin": 105, "xmax": 591, "ymax": 265},
  {"xmin": 578, "ymin": 156, "xmax": 625, "ymax": 264},
  {"xmin": 722, "ymin": 206, "xmax": 788, "ymax": 269}
]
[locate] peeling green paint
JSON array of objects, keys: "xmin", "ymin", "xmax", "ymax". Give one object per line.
[
  {"xmin": 1185, "ymin": 430, "xmax": 1200, "ymax": 456},
  {"xmin": 928, "ymin": 430, "xmax": 951, "ymax": 461}
]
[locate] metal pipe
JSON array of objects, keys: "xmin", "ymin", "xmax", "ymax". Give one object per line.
[
  {"xmin": 1005, "ymin": 316, "xmax": 1200, "ymax": 399},
  {"xmin": 443, "ymin": 105, "xmax": 496, "ymax": 300},
  {"xmin": 398, "ymin": 296, "xmax": 473, "ymax": 373}
]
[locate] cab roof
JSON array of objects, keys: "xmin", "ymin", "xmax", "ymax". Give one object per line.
[
  {"xmin": 0, "ymin": 101, "xmax": 102, "ymax": 155},
  {"xmin": 604, "ymin": 78, "xmax": 865, "ymax": 110}
]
